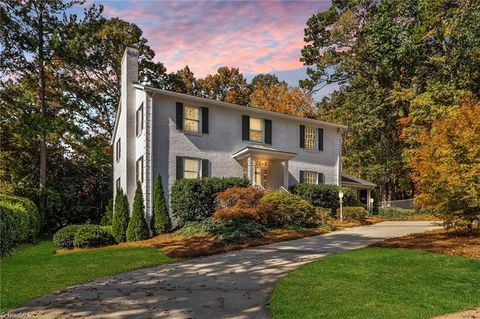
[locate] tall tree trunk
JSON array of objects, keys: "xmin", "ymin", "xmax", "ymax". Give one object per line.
[{"xmin": 38, "ymin": 7, "xmax": 47, "ymax": 215}]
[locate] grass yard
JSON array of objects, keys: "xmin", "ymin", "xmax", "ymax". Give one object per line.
[
  {"xmin": 270, "ymin": 247, "xmax": 480, "ymax": 319},
  {"xmin": 0, "ymin": 240, "xmax": 178, "ymax": 313}
]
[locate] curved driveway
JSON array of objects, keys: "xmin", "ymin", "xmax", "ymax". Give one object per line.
[{"xmin": 9, "ymin": 221, "xmax": 439, "ymax": 319}]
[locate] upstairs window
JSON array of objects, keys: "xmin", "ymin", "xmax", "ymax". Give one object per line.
[
  {"xmin": 115, "ymin": 138, "xmax": 121, "ymax": 162},
  {"xmin": 136, "ymin": 103, "xmax": 144, "ymax": 136},
  {"xmin": 184, "ymin": 158, "xmax": 200, "ymax": 179},
  {"xmin": 136, "ymin": 156, "xmax": 144, "ymax": 183},
  {"xmin": 184, "ymin": 105, "xmax": 200, "ymax": 133},
  {"xmin": 304, "ymin": 127, "xmax": 316, "ymax": 150},
  {"xmin": 249, "ymin": 117, "xmax": 264, "ymax": 142}
]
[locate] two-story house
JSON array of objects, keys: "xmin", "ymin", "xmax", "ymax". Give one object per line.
[{"xmin": 112, "ymin": 48, "xmax": 375, "ymax": 217}]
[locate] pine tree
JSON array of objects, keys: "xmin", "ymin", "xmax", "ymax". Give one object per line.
[
  {"xmin": 126, "ymin": 182, "xmax": 150, "ymax": 241},
  {"xmin": 100, "ymin": 199, "xmax": 114, "ymax": 226},
  {"xmin": 150, "ymin": 175, "xmax": 171, "ymax": 235},
  {"xmin": 112, "ymin": 189, "xmax": 129, "ymax": 243}
]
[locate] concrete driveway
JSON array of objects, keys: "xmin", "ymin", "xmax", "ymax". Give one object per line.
[{"xmin": 9, "ymin": 221, "xmax": 439, "ymax": 319}]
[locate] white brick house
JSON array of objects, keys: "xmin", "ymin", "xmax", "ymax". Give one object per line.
[{"xmin": 112, "ymin": 48, "xmax": 374, "ymax": 217}]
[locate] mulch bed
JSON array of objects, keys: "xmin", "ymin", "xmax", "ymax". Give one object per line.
[
  {"xmin": 372, "ymin": 229, "xmax": 480, "ymax": 259},
  {"xmin": 58, "ymin": 228, "xmax": 330, "ymax": 258}
]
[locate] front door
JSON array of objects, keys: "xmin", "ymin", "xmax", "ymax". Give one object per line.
[{"xmin": 255, "ymin": 166, "xmax": 268, "ymax": 188}]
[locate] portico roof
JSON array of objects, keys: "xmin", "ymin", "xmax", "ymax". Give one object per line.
[
  {"xmin": 232, "ymin": 144, "xmax": 297, "ymax": 161},
  {"xmin": 341, "ymin": 173, "xmax": 376, "ymax": 188}
]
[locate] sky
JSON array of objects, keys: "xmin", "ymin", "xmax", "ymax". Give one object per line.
[{"xmin": 93, "ymin": 0, "xmax": 335, "ymax": 97}]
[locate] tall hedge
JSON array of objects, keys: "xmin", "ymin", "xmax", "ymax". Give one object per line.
[
  {"xmin": 289, "ymin": 183, "xmax": 359, "ymax": 214},
  {"xmin": 171, "ymin": 177, "xmax": 251, "ymax": 223},
  {"xmin": 0, "ymin": 201, "xmax": 29, "ymax": 256},
  {"xmin": 151, "ymin": 175, "xmax": 171, "ymax": 235},
  {"xmin": 0, "ymin": 194, "xmax": 41, "ymax": 240},
  {"xmin": 112, "ymin": 189, "xmax": 129, "ymax": 243},
  {"xmin": 126, "ymin": 182, "xmax": 149, "ymax": 242}
]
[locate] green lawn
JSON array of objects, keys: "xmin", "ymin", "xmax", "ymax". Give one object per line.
[
  {"xmin": 0, "ymin": 240, "xmax": 178, "ymax": 313},
  {"xmin": 270, "ymin": 247, "xmax": 480, "ymax": 319}
]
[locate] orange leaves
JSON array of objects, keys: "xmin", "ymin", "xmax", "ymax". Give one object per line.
[
  {"xmin": 250, "ymin": 83, "xmax": 315, "ymax": 118},
  {"xmin": 410, "ymin": 100, "xmax": 480, "ymax": 225}
]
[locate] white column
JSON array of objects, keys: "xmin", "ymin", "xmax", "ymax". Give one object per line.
[
  {"xmin": 247, "ymin": 156, "xmax": 255, "ymax": 185},
  {"xmin": 282, "ymin": 160, "xmax": 289, "ymax": 188}
]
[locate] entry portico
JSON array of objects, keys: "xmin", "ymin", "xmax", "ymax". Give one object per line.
[{"xmin": 232, "ymin": 144, "xmax": 296, "ymax": 190}]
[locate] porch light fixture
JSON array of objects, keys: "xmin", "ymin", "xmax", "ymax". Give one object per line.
[{"xmin": 338, "ymin": 190, "xmax": 344, "ymax": 222}]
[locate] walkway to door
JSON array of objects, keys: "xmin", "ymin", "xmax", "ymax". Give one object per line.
[{"xmin": 10, "ymin": 221, "xmax": 440, "ymax": 319}]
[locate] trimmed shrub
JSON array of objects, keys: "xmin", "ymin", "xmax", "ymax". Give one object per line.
[
  {"xmin": 126, "ymin": 182, "xmax": 149, "ymax": 242},
  {"xmin": 0, "ymin": 194, "xmax": 41, "ymax": 240},
  {"xmin": 171, "ymin": 177, "xmax": 250, "ymax": 223},
  {"xmin": 210, "ymin": 217, "xmax": 266, "ymax": 244},
  {"xmin": 100, "ymin": 199, "xmax": 113, "ymax": 226},
  {"xmin": 73, "ymin": 224, "xmax": 115, "ymax": 248},
  {"xmin": 289, "ymin": 183, "xmax": 359, "ymax": 214},
  {"xmin": 0, "ymin": 202, "xmax": 30, "ymax": 256},
  {"xmin": 341, "ymin": 206, "xmax": 368, "ymax": 222},
  {"xmin": 213, "ymin": 187, "xmax": 266, "ymax": 222},
  {"xmin": 151, "ymin": 175, "xmax": 171, "ymax": 235},
  {"xmin": 53, "ymin": 224, "xmax": 82, "ymax": 248},
  {"xmin": 315, "ymin": 207, "xmax": 333, "ymax": 224},
  {"xmin": 260, "ymin": 191, "xmax": 317, "ymax": 227},
  {"xmin": 378, "ymin": 207, "xmax": 421, "ymax": 220},
  {"xmin": 174, "ymin": 217, "xmax": 217, "ymax": 237},
  {"xmin": 112, "ymin": 189, "xmax": 129, "ymax": 243}
]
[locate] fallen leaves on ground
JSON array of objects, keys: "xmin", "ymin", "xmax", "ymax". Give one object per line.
[{"xmin": 372, "ymin": 229, "xmax": 480, "ymax": 259}]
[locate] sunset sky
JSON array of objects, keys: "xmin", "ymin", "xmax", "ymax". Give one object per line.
[{"xmin": 93, "ymin": 0, "xmax": 332, "ymax": 91}]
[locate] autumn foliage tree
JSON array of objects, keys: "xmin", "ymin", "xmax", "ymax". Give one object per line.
[
  {"xmin": 250, "ymin": 83, "xmax": 315, "ymax": 118},
  {"xmin": 410, "ymin": 101, "xmax": 480, "ymax": 231}
]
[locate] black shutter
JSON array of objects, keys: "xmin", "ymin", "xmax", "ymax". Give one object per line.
[
  {"xmin": 299, "ymin": 171, "xmax": 305, "ymax": 183},
  {"xmin": 300, "ymin": 125, "xmax": 305, "ymax": 148},
  {"xmin": 176, "ymin": 156, "xmax": 183, "ymax": 180},
  {"xmin": 201, "ymin": 159, "xmax": 210, "ymax": 177},
  {"xmin": 176, "ymin": 102, "xmax": 183, "ymax": 130},
  {"xmin": 264, "ymin": 119, "xmax": 272, "ymax": 144},
  {"xmin": 318, "ymin": 128, "xmax": 324, "ymax": 151},
  {"xmin": 242, "ymin": 115, "xmax": 250, "ymax": 141},
  {"xmin": 202, "ymin": 107, "xmax": 209, "ymax": 134},
  {"xmin": 317, "ymin": 172, "xmax": 325, "ymax": 184}
]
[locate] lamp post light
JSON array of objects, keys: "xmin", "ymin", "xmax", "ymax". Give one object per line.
[
  {"xmin": 339, "ymin": 190, "xmax": 344, "ymax": 222},
  {"xmin": 369, "ymin": 197, "xmax": 374, "ymax": 215}
]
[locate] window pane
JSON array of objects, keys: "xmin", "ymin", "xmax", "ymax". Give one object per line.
[
  {"xmin": 250, "ymin": 130, "xmax": 263, "ymax": 142},
  {"xmin": 184, "ymin": 119, "xmax": 199, "ymax": 132},
  {"xmin": 184, "ymin": 158, "xmax": 199, "ymax": 179},
  {"xmin": 184, "ymin": 106, "xmax": 199, "ymax": 120},
  {"xmin": 305, "ymin": 127, "xmax": 316, "ymax": 150},
  {"xmin": 250, "ymin": 117, "xmax": 263, "ymax": 131},
  {"xmin": 304, "ymin": 171, "xmax": 317, "ymax": 184}
]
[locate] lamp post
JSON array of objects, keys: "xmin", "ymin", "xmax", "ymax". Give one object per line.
[
  {"xmin": 339, "ymin": 190, "xmax": 344, "ymax": 222},
  {"xmin": 369, "ymin": 198, "xmax": 374, "ymax": 215}
]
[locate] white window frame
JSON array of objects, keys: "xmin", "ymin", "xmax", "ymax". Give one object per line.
[
  {"xmin": 183, "ymin": 105, "xmax": 200, "ymax": 134},
  {"xmin": 304, "ymin": 127, "xmax": 317, "ymax": 151},
  {"xmin": 136, "ymin": 103, "xmax": 144, "ymax": 136},
  {"xmin": 115, "ymin": 138, "xmax": 121, "ymax": 162},
  {"xmin": 304, "ymin": 171, "xmax": 318, "ymax": 184},
  {"xmin": 183, "ymin": 157, "xmax": 201, "ymax": 179},
  {"xmin": 136, "ymin": 156, "xmax": 144, "ymax": 183},
  {"xmin": 249, "ymin": 117, "xmax": 264, "ymax": 143}
]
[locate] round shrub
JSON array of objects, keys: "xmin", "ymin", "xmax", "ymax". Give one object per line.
[
  {"xmin": 53, "ymin": 224, "xmax": 82, "ymax": 248},
  {"xmin": 260, "ymin": 191, "xmax": 317, "ymax": 227},
  {"xmin": 174, "ymin": 217, "xmax": 217, "ymax": 237},
  {"xmin": 289, "ymin": 184, "xmax": 359, "ymax": 214},
  {"xmin": 73, "ymin": 224, "xmax": 115, "ymax": 248},
  {"xmin": 341, "ymin": 206, "xmax": 368, "ymax": 222},
  {"xmin": 171, "ymin": 177, "xmax": 251, "ymax": 223},
  {"xmin": 213, "ymin": 187, "xmax": 266, "ymax": 222}
]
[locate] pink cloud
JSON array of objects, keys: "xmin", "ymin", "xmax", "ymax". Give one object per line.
[{"xmin": 100, "ymin": 0, "xmax": 330, "ymax": 77}]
